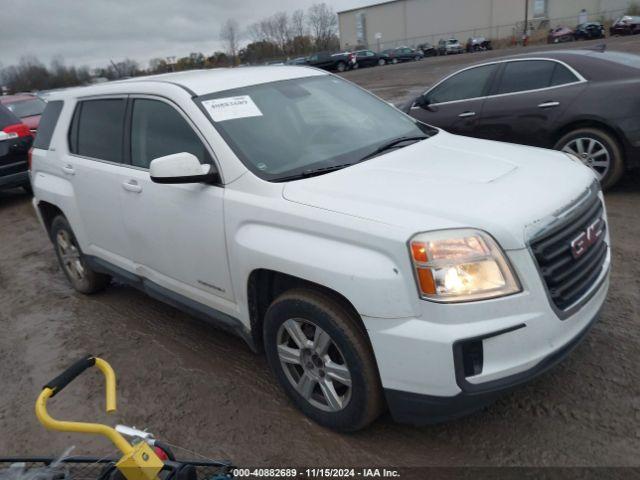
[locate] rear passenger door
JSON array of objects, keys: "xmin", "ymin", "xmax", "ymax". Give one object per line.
[
  {"xmin": 475, "ymin": 59, "xmax": 586, "ymax": 147},
  {"xmin": 120, "ymin": 97, "xmax": 234, "ymax": 305},
  {"xmin": 67, "ymin": 97, "xmax": 134, "ymax": 270},
  {"xmin": 409, "ymin": 63, "xmax": 498, "ymax": 137}
]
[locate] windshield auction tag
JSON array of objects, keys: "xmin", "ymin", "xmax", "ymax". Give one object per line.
[{"xmin": 202, "ymin": 96, "xmax": 263, "ymax": 122}]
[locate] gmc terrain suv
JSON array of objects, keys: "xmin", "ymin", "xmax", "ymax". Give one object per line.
[{"xmin": 31, "ymin": 67, "xmax": 610, "ymax": 431}]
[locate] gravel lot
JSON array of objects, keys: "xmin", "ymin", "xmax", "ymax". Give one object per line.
[{"xmin": 1, "ymin": 36, "xmax": 639, "ymax": 468}]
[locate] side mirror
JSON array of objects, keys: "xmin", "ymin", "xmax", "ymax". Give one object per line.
[
  {"xmin": 414, "ymin": 95, "xmax": 433, "ymax": 110},
  {"xmin": 150, "ymin": 152, "xmax": 218, "ymax": 184}
]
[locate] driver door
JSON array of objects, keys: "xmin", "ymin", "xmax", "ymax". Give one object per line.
[
  {"xmin": 409, "ymin": 63, "xmax": 498, "ymax": 137},
  {"xmin": 120, "ymin": 97, "xmax": 234, "ymax": 307}
]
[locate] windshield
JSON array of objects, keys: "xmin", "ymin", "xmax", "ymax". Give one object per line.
[
  {"xmin": 5, "ymin": 97, "xmax": 46, "ymax": 118},
  {"xmin": 197, "ymin": 75, "xmax": 435, "ymax": 181}
]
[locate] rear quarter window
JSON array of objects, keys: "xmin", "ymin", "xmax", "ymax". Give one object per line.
[{"xmin": 33, "ymin": 101, "xmax": 64, "ymax": 150}]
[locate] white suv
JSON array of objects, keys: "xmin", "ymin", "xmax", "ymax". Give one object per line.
[{"xmin": 30, "ymin": 67, "xmax": 610, "ymax": 431}]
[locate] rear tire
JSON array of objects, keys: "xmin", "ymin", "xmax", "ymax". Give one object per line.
[
  {"xmin": 378, "ymin": 58, "xmax": 386, "ymax": 66},
  {"xmin": 50, "ymin": 216, "xmax": 111, "ymax": 294},
  {"xmin": 554, "ymin": 127, "xmax": 625, "ymax": 190},
  {"xmin": 263, "ymin": 288, "xmax": 384, "ymax": 431},
  {"xmin": 336, "ymin": 62, "xmax": 346, "ymax": 72}
]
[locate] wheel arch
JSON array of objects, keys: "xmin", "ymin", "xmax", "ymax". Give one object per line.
[
  {"xmin": 554, "ymin": 118, "xmax": 628, "ymax": 159},
  {"xmin": 247, "ymin": 269, "xmax": 370, "ymax": 353},
  {"xmin": 37, "ymin": 200, "xmax": 66, "ymax": 239}
]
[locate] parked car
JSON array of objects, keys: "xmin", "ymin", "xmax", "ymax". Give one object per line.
[
  {"xmin": 404, "ymin": 49, "xmax": 640, "ymax": 189},
  {"xmin": 32, "ymin": 66, "xmax": 609, "ymax": 431},
  {"xmin": 417, "ymin": 42, "xmax": 437, "ymax": 57},
  {"xmin": 548, "ymin": 26, "xmax": 575, "ymax": 43},
  {"xmin": 437, "ymin": 38, "xmax": 464, "ymax": 55},
  {"xmin": 574, "ymin": 22, "xmax": 605, "ymax": 40},
  {"xmin": 306, "ymin": 51, "xmax": 355, "ymax": 72},
  {"xmin": 0, "ymin": 93, "xmax": 47, "ymax": 133},
  {"xmin": 466, "ymin": 37, "xmax": 493, "ymax": 52},
  {"xmin": 382, "ymin": 47, "xmax": 423, "ymax": 64},
  {"xmin": 0, "ymin": 103, "xmax": 34, "ymax": 192},
  {"xmin": 610, "ymin": 15, "xmax": 640, "ymax": 35},
  {"xmin": 286, "ymin": 57, "xmax": 308, "ymax": 65},
  {"xmin": 353, "ymin": 49, "xmax": 388, "ymax": 67}
]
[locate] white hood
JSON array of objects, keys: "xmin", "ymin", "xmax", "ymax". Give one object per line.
[{"xmin": 283, "ymin": 131, "xmax": 597, "ymax": 250}]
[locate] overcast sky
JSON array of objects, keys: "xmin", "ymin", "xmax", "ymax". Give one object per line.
[{"xmin": 0, "ymin": 0, "xmax": 373, "ymax": 70}]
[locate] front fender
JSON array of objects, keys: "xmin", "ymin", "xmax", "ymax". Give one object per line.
[{"xmin": 231, "ymin": 222, "xmax": 417, "ymax": 320}]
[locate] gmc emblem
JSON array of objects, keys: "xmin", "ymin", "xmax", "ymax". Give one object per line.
[{"xmin": 570, "ymin": 218, "xmax": 604, "ymax": 259}]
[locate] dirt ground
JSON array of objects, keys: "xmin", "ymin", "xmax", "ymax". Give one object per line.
[{"xmin": 1, "ymin": 36, "xmax": 640, "ymax": 468}]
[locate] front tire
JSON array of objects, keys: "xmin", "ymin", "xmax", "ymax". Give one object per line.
[
  {"xmin": 336, "ymin": 62, "xmax": 346, "ymax": 72},
  {"xmin": 264, "ymin": 289, "xmax": 384, "ymax": 431},
  {"xmin": 554, "ymin": 128, "xmax": 625, "ymax": 190},
  {"xmin": 378, "ymin": 58, "xmax": 386, "ymax": 66},
  {"xmin": 50, "ymin": 216, "xmax": 111, "ymax": 294}
]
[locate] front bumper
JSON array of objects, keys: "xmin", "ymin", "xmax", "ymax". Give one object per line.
[
  {"xmin": 362, "ymin": 245, "xmax": 610, "ymax": 425},
  {"xmin": 384, "ymin": 302, "xmax": 601, "ymax": 425}
]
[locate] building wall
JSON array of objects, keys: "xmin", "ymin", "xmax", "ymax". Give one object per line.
[{"xmin": 338, "ymin": 0, "xmax": 633, "ymax": 50}]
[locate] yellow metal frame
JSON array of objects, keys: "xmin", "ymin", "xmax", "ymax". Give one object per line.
[{"xmin": 34, "ymin": 357, "xmax": 132, "ymax": 454}]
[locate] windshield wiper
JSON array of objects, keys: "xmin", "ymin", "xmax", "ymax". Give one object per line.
[
  {"xmin": 273, "ymin": 135, "xmax": 428, "ymax": 182},
  {"xmin": 358, "ymin": 135, "xmax": 428, "ymax": 162},
  {"xmin": 274, "ymin": 163, "xmax": 354, "ymax": 182}
]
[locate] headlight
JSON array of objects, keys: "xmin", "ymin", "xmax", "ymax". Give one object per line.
[{"xmin": 409, "ymin": 229, "xmax": 521, "ymax": 302}]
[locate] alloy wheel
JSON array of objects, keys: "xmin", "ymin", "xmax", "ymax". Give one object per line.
[
  {"xmin": 56, "ymin": 230, "xmax": 85, "ymax": 281},
  {"xmin": 276, "ymin": 318, "xmax": 352, "ymax": 412},
  {"xmin": 562, "ymin": 137, "xmax": 611, "ymax": 181}
]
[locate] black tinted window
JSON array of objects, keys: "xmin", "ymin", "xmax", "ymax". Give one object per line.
[
  {"xmin": 74, "ymin": 99, "xmax": 126, "ymax": 162},
  {"xmin": 0, "ymin": 104, "xmax": 20, "ymax": 129},
  {"xmin": 131, "ymin": 99, "xmax": 210, "ymax": 169},
  {"xmin": 427, "ymin": 64, "xmax": 497, "ymax": 104},
  {"xmin": 33, "ymin": 101, "xmax": 63, "ymax": 150},
  {"xmin": 498, "ymin": 60, "xmax": 557, "ymax": 94},
  {"xmin": 550, "ymin": 63, "xmax": 579, "ymax": 86}
]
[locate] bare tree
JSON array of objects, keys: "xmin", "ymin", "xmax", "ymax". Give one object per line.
[
  {"xmin": 291, "ymin": 9, "xmax": 306, "ymax": 38},
  {"xmin": 271, "ymin": 12, "xmax": 290, "ymax": 54},
  {"xmin": 247, "ymin": 21, "xmax": 266, "ymax": 43},
  {"xmin": 307, "ymin": 3, "xmax": 338, "ymax": 51},
  {"xmin": 220, "ymin": 18, "xmax": 240, "ymax": 64}
]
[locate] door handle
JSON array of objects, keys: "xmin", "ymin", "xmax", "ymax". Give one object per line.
[
  {"xmin": 538, "ymin": 101, "xmax": 560, "ymax": 108},
  {"xmin": 458, "ymin": 111, "xmax": 476, "ymax": 118},
  {"xmin": 122, "ymin": 180, "xmax": 142, "ymax": 193},
  {"xmin": 61, "ymin": 164, "xmax": 75, "ymax": 175}
]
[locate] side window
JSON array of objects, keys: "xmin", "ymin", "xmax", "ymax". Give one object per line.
[
  {"xmin": 33, "ymin": 101, "xmax": 63, "ymax": 150},
  {"xmin": 427, "ymin": 64, "xmax": 497, "ymax": 104},
  {"xmin": 550, "ymin": 63, "xmax": 579, "ymax": 86},
  {"xmin": 497, "ymin": 60, "xmax": 558, "ymax": 94},
  {"xmin": 130, "ymin": 99, "xmax": 210, "ymax": 169},
  {"xmin": 71, "ymin": 99, "xmax": 126, "ymax": 162}
]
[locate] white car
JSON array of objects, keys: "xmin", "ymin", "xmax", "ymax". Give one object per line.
[{"xmin": 30, "ymin": 67, "xmax": 610, "ymax": 431}]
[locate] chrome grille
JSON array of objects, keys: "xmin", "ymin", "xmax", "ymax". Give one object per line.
[{"xmin": 530, "ymin": 188, "xmax": 608, "ymax": 311}]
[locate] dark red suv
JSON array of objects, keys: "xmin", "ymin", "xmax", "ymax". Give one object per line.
[
  {"xmin": 0, "ymin": 104, "xmax": 34, "ymax": 192},
  {"xmin": 0, "ymin": 94, "xmax": 46, "ymax": 133}
]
